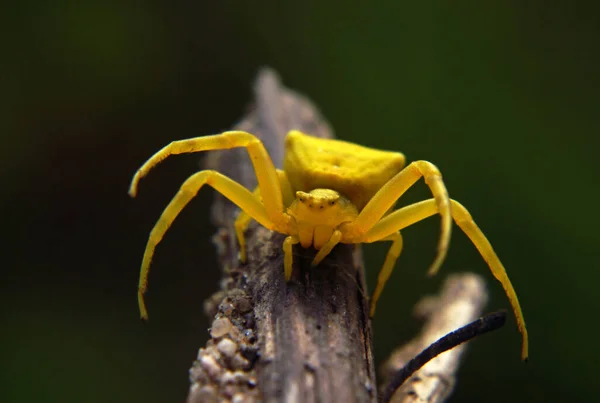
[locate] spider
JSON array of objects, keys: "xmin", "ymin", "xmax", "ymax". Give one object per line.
[{"xmin": 129, "ymin": 130, "xmax": 528, "ymax": 360}]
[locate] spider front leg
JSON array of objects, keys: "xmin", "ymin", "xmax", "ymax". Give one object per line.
[
  {"xmin": 129, "ymin": 131, "xmax": 288, "ymax": 227},
  {"xmin": 136, "ymin": 170, "xmax": 274, "ymax": 320},
  {"xmin": 360, "ymin": 198, "xmax": 529, "ymax": 360},
  {"xmin": 130, "ymin": 131, "xmax": 293, "ymax": 319},
  {"xmin": 348, "ymin": 160, "xmax": 452, "ymax": 276}
]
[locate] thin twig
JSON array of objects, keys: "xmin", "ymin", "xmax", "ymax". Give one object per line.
[
  {"xmin": 381, "ymin": 310, "xmax": 506, "ymax": 403},
  {"xmin": 379, "ymin": 273, "xmax": 489, "ymax": 403}
]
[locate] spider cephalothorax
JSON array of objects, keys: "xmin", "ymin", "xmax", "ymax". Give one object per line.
[
  {"xmin": 130, "ymin": 130, "xmax": 529, "ymax": 360},
  {"xmin": 287, "ymin": 189, "xmax": 358, "ymax": 249}
]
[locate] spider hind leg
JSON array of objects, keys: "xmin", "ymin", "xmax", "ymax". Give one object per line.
[
  {"xmin": 366, "ymin": 231, "xmax": 404, "ymax": 317},
  {"xmin": 130, "ymin": 131, "xmax": 293, "ymax": 319}
]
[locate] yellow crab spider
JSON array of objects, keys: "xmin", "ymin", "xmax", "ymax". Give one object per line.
[{"xmin": 129, "ymin": 130, "xmax": 528, "ymax": 360}]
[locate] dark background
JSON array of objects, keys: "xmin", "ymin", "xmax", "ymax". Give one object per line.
[{"xmin": 3, "ymin": 1, "xmax": 598, "ymax": 402}]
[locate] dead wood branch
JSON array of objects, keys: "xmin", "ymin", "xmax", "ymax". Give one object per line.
[{"xmin": 187, "ymin": 68, "xmax": 376, "ymax": 403}]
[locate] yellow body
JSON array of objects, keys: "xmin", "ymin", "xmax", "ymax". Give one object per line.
[
  {"xmin": 129, "ymin": 130, "xmax": 529, "ymax": 361},
  {"xmin": 284, "ymin": 132, "xmax": 405, "ymax": 210}
]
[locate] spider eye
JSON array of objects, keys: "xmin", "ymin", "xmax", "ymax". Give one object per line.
[
  {"xmin": 319, "ymin": 205, "xmax": 324, "ymax": 209},
  {"xmin": 329, "ymin": 200, "xmax": 336, "ymax": 205}
]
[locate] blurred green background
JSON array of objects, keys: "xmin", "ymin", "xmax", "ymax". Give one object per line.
[{"xmin": 2, "ymin": 1, "xmax": 598, "ymax": 402}]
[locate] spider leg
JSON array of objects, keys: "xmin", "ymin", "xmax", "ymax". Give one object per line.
[
  {"xmin": 234, "ymin": 187, "xmax": 261, "ymax": 263},
  {"xmin": 234, "ymin": 169, "xmax": 295, "ymax": 263},
  {"xmin": 348, "ymin": 161, "xmax": 451, "ymax": 277},
  {"xmin": 363, "ymin": 231, "xmax": 403, "ymax": 318},
  {"xmin": 129, "ymin": 131, "xmax": 288, "ymax": 228},
  {"xmin": 137, "ymin": 170, "xmax": 273, "ymax": 320},
  {"xmin": 360, "ymin": 198, "xmax": 528, "ymax": 360},
  {"xmin": 283, "ymin": 235, "xmax": 300, "ymax": 280},
  {"xmin": 311, "ymin": 230, "xmax": 343, "ymax": 267}
]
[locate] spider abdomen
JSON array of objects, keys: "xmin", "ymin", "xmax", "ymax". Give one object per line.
[{"xmin": 283, "ymin": 130, "xmax": 405, "ymax": 210}]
